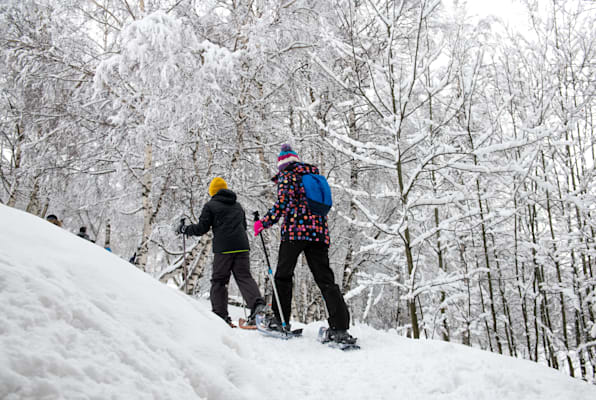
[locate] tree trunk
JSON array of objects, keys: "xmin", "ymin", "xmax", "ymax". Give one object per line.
[
  {"xmin": 7, "ymin": 121, "xmax": 24, "ymax": 207},
  {"xmin": 104, "ymin": 219, "xmax": 111, "ymax": 250},
  {"xmin": 342, "ymin": 109, "xmax": 359, "ymax": 295},
  {"xmin": 137, "ymin": 142, "xmax": 153, "ymax": 271},
  {"xmin": 25, "ymin": 177, "xmax": 40, "ymax": 215},
  {"xmin": 542, "ymin": 151, "xmax": 573, "ymax": 375}
]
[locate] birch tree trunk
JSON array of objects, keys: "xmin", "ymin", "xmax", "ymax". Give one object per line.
[
  {"xmin": 104, "ymin": 219, "xmax": 111, "ymax": 250},
  {"xmin": 137, "ymin": 142, "xmax": 153, "ymax": 271},
  {"xmin": 6, "ymin": 119, "xmax": 24, "ymax": 207},
  {"xmin": 341, "ymin": 109, "xmax": 359, "ymax": 295}
]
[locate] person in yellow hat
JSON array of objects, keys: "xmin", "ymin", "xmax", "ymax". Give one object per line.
[
  {"xmin": 46, "ymin": 214, "xmax": 63, "ymax": 227},
  {"xmin": 176, "ymin": 177, "xmax": 265, "ymax": 328},
  {"xmin": 207, "ymin": 177, "xmax": 227, "ymax": 197}
]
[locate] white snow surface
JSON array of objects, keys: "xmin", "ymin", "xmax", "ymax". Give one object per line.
[{"xmin": 1, "ymin": 204, "xmax": 594, "ymax": 400}]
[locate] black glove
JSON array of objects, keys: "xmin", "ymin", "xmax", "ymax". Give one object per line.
[{"xmin": 176, "ymin": 219, "xmax": 187, "ymax": 235}]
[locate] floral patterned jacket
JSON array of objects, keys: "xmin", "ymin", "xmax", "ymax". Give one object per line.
[{"xmin": 261, "ymin": 162, "xmax": 330, "ymax": 245}]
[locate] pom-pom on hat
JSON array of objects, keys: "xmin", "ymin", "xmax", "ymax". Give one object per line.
[
  {"xmin": 277, "ymin": 144, "xmax": 300, "ymax": 171},
  {"xmin": 209, "ymin": 177, "xmax": 228, "ymax": 196}
]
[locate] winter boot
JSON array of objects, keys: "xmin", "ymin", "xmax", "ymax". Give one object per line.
[
  {"xmin": 264, "ymin": 314, "xmax": 290, "ymax": 332},
  {"xmin": 224, "ymin": 316, "xmax": 237, "ymax": 328},
  {"xmin": 246, "ymin": 303, "xmax": 267, "ymax": 327},
  {"xmin": 327, "ymin": 329, "xmax": 357, "ymax": 344}
]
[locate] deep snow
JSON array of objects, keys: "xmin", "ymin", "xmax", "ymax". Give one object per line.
[{"xmin": 1, "ymin": 204, "xmax": 594, "ymax": 400}]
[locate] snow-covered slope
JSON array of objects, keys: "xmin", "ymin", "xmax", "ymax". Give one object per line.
[{"xmin": 1, "ymin": 204, "xmax": 594, "ymax": 400}]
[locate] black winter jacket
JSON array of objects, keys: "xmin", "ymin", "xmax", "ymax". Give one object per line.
[{"xmin": 185, "ymin": 189, "xmax": 250, "ymax": 253}]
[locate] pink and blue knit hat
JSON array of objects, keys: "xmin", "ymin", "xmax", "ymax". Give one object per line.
[{"xmin": 277, "ymin": 144, "xmax": 300, "ymax": 171}]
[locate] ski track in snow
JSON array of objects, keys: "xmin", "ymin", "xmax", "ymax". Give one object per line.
[{"xmin": 1, "ymin": 204, "xmax": 594, "ymax": 400}]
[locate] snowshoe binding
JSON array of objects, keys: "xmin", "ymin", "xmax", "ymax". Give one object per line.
[
  {"xmin": 239, "ymin": 303, "xmax": 267, "ymax": 330},
  {"xmin": 318, "ymin": 327, "xmax": 360, "ymax": 351},
  {"xmin": 255, "ymin": 313, "xmax": 302, "ymax": 340}
]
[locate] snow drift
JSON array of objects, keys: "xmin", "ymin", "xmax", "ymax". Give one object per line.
[{"xmin": 1, "ymin": 204, "xmax": 594, "ymax": 400}]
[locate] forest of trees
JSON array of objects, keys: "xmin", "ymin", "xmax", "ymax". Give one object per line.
[{"xmin": 1, "ymin": 0, "xmax": 594, "ymax": 382}]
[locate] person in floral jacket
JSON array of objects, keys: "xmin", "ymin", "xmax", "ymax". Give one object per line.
[{"xmin": 254, "ymin": 144, "xmax": 356, "ymax": 345}]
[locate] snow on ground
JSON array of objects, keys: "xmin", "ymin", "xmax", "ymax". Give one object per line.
[{"xmin": 1, "ymin": 204, "xmax": 594, "ymax": 400}]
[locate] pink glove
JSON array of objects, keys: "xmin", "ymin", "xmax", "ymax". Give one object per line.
[{"xmin": 253, "ymin": 220, "xmax": 264, "ymax": 237}]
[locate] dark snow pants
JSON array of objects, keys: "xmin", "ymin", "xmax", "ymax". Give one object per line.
[
  {"xmin": 272, "ymin": 241, "xmax": 350, "ymax": 330},
  {"xmin": 211, "ymin": 252, "xmax": 263, "ymax": 320}
]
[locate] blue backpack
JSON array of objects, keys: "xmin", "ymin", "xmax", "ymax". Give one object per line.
[{"xmin": 302, "ymin": 174, "xmax": 332, "ymax": 216}]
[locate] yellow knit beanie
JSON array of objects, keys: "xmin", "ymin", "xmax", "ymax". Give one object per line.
[{"xmin": 209, "ymin": 177, "xmax": 228, "ymax": 196}]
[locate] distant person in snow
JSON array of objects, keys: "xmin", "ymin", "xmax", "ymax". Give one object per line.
[
  {"xmin": 77, "ymin": 226, "xmax": 94, "ymax": 242},
  {"xmin": 253, "ymin": 144, "xmax": 357, "ymax": 345},
  {"xmin": 46, "ymin": 214, "xmax": 62, "ymax": 227},
  {"xmin": 176, "ymin": 177, "xmax": 266, "ymax": 328}
]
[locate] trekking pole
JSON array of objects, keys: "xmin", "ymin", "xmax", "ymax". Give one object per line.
[
  {"xmin": 254, "ymin": 211, "xmax": 288, "ymax": 332},
  {"xmin": 180, "ymin": 218, "xmax": 188, "ymax": 295}
]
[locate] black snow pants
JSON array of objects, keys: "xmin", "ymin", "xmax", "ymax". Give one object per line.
[
  {"xmin": 272, "ymin": 241, "xmax": 350, "ymax": 330},
  {"xmin": 211, "ymin": 252, "xmax": 263, "ymax": 320}
]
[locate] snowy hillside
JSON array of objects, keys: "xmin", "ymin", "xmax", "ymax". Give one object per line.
[{"xmin": 1, "ymin": 204, "xmax": 594, "ymax": 400}]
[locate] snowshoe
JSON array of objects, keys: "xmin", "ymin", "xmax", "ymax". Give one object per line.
[
  {"xmin": 238, "ymin": 317, "xmax": 257, "ymax": 330},
  {"xmin": 317, "ymin": 327, "xmax": 360, "ymax": 351}
]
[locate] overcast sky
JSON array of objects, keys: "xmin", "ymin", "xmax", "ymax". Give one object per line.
[{"xmin": 443, "ymin": 0, "xmax": 528, "ymax": 27}]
